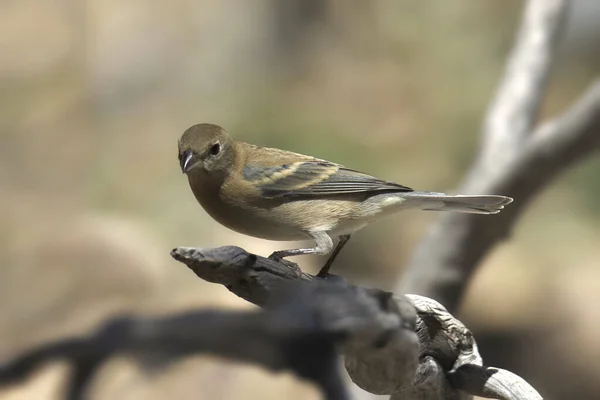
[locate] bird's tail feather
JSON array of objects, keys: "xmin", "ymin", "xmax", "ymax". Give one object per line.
[{"xmin": 402, "ymin": 191, "xmax": 513, "ymax": 214}]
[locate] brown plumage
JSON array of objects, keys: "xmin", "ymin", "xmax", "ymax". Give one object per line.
[{"xmin": 178, "ymin": 123, "xmax": 513, "ymax": 276}]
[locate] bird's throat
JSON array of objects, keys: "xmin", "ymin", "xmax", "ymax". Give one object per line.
[{"xmin": 187, "ymin": 171, "xmax": 231, "ymax": 222}]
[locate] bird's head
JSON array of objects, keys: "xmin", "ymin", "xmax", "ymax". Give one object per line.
[{"xmin": 178, "ymin": 123, "xmax": 235, "ymax": 175}]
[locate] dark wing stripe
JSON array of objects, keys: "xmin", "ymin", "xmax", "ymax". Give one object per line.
[{"xmin": 243, "ymin": 161, "xmax": 412, "ymax": 199}]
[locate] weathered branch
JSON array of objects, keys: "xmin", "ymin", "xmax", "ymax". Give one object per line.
[
  {"xmin": 450, "ymin": 365, "xmax": 544, "ymax": 400},
  {"xmin": 171, "ymin": 246, "xmax": 420, "ymax": 395},
  {"xmin": 479, "ymin": 0, "xmax": 568, "ymax": 162},
  {"xmin": 0, "ymin": 247, "xmax": 542, "ymax": 400},
  {"xmin": 171, "ymin": 246, "xmax": 542, "ymax": 400},
  {"xmin": 400, "ymin": 0, "xmax": 600, "ymax": 312},
  {"xmin": 0, "ymin": 289, "xmax": 351, "ymax": 400},
  {"xmin": 403, "ymin": 295, "xmax": 542, "ymax": 400}
]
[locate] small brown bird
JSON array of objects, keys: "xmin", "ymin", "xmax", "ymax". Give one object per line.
[{"xmin": 178, "ymin": 123, "xmax": 513, "ymax": 277}]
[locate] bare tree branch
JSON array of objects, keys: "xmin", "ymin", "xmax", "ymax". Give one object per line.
[
  {"xmin": 0, "ymin": 298, "xmax": 353, "ymax": 400},
  {"xmin": 450, "ymin": 365, "xmax": 543, "ymax": 400},
  {"xmin": 0, "ymin": 247, "xmax": 542, "ymax": 400},
  {"xmin": 399, "ymin": 0, "xmax": 600, "ymax": 312},
  {"xmin": 172, "ymin": 246, "xmax": 420, "ymax": 396},
  {"xmin": 479, "ymin": 0, "xmax": 568, "ymax": 165},
  {"xmin": 396, "ymin": 295, "xmax": 542, "ymax": 400},
  {"xmin": 173, "ymin": 247, "xmax": 541, "ymax": 400},
  {"xmin": 0, "ymin": 279, "xmax": 356, "ymax": 400}
]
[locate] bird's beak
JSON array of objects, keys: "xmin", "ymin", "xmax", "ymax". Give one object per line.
[{"xmin": 180, "ymin": 150, "xmax": 197, "ymax": 174}]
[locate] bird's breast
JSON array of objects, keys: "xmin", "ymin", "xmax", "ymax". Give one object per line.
[{"xmin": 188, "ymin": 175, "xmax": 309, "ymax": 240}]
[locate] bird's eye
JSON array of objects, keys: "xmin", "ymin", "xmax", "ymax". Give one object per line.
[{"xmin": 210, "ymin": 143, "xmax": 220, "ymax": 156}]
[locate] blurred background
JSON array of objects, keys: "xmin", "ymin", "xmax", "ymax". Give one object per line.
[{"xmin": 1, "ymin": 1, "xmax": 599, "ymax": 399}]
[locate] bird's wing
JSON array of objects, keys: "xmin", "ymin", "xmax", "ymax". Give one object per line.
[{"xmin": 241, "ymin": 160, "xmax": 413, "ymax": 199}]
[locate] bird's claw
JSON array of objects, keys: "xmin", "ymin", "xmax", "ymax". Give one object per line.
[
  {"xmin": 268, "ymin": 252, "xmax": 284, "ymax": 261},
  {"xmin": 315, "ymin": 271, "xmax": 345, "ymax": 284},
  {"xmin": 268, "ymin": 252, "xmax": 294, "ymax": 267}
]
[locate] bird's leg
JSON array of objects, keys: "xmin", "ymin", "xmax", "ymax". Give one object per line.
[
  {"xmin": 269, "ymin": 231, "xmax": 333, "ymax": 261},
  {"xmin": 317, "ymin": 234, "xmax": 351, "ymax": 278}
]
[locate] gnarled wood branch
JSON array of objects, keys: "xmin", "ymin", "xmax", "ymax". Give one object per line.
[
  {"xmin": 0, "ymin": 280, "xmax": 353, "ymax": 400},
  {"xmin": 171, "ymin": 246, "xmax": 542, "ymax": 400},
  {"xmin": 399, "ymin": 0, "xmax": 600, "ymax": 312},
  {"xmin": 0, "ymin": 245, "xmax": 544, "ymax": 400}
]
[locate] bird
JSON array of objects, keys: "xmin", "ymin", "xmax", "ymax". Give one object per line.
[{"xmin": 177, "ymin": 123, "xmax": 513, "ymax": 277}]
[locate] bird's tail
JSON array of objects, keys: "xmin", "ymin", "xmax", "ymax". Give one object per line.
[{"xmin": 401, "ymin": 191, "xmax": 513, "ymax": 214}]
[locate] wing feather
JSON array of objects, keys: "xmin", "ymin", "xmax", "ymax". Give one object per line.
[{"xmin": 242, "ymin": 161, "xmax": 412, "ymax": 199}]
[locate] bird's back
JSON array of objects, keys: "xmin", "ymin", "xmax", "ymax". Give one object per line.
[{"xmin": 238, "ymin": 142, "xmax": 324, "ymax": 167}]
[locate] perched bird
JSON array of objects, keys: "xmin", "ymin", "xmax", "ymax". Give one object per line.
[{"xmin": 178, "ymin": 123, "xmax": 513, "ymax": 277}]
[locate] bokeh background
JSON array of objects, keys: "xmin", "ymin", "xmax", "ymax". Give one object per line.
[{"xmin": 1, "ymin": 1, "xmax": 599, "ymax": 399}]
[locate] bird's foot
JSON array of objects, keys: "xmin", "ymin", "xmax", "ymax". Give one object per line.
[
  {"xmin": 268, "ymin": 251, "xmax": 286, "ymax": 262},
  {"xmin": 268, "ymin": 252, "xmax": 298, "ymax": 268},
  {"xmin": 315, "ymin": 270, "xmax": 346, "ymax": 284}
]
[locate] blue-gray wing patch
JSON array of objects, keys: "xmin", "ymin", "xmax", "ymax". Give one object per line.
[{"xmin": 242, "ymin": 161, "xmax": 413, "ymax": 198}]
